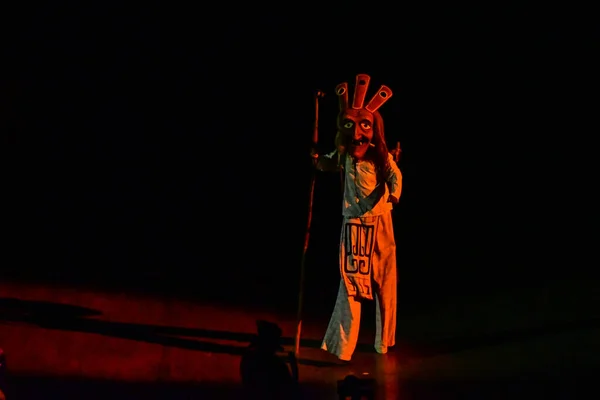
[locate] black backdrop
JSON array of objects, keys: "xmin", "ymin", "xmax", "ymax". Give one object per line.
[{"xmin": 4, "ymin": 4, "xmax": 597, "ymax": 303}]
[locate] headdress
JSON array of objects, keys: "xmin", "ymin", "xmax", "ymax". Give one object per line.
[{"xmin": 335, "ymin": 73, "xmax": 393, "ymax": 113}]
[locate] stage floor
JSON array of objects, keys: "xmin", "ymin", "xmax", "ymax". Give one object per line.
[{"xmin": 0, "ymin": 276, "xmax": 598, "ymax": 399}]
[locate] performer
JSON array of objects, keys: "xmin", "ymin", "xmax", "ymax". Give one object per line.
[{"xmin": 312, "ymin": 74, "xmax": 402, "ymax": 361}]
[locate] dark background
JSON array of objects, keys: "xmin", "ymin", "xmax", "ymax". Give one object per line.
[{"xmin": 3, "ymin": 4, "xmax": 597, "ymax": 306}]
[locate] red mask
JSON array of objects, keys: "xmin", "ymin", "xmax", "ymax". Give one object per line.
[{"xmin": 336, "ymin": 74, "xmax": 393, "ymax": 160}]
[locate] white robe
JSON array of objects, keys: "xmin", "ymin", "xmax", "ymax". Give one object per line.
[{"xmin": 320, "ymin": 152, "xmax": 401, "ymax": 361}]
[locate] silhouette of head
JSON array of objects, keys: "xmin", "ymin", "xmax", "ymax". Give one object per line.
[
  {"xmin": 252, "ymin": 320, "xmax": 284, "ymax": 353},
  {"xmin": 240, "ymin": 321, "xmax": 297, "ymax": 399}
]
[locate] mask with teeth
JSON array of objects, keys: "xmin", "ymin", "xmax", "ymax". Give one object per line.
[{"xmin": 336, "ymin": 74, "xmax": 393, "ymax": 161}]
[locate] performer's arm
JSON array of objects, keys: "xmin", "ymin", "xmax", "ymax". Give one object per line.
[
  {"xmin": 385, "ymin": 152, "xmax": 402, "ymax": 203},
  {"xmin": 312, "ymin": 149, "xmax": 342, "ymax": 172}
]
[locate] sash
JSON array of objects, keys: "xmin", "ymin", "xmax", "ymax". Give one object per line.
[{"xmin": 340, "ymin": 216, "xmax": 378, "ymax": 300}]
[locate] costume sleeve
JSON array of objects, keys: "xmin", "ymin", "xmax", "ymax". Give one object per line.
[
  {"xmin": 385, "ymin": 152, "xmax": 402, "ymax": 200},
  {"xmin": 316, "ymin": 150, "xmax": 342, "ymax": 172}
]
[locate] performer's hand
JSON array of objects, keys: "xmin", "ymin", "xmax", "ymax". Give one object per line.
[
  {"xmin": 309, "ymin": 148, "xmax": 319, "ymax": 169},
  {"xmin": 387, "ymin": 195, "xmax": 399, "ymax": 204},
  {"xmin": 390, "ymin": 141, "xmax": 402, "ymax": 163}
]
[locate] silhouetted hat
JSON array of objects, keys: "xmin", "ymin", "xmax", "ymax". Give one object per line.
[{"xmin": 253, "ymin": 320, "xmax": 284, "ymax": 351}]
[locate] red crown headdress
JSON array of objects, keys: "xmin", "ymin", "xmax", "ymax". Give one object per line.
[{"xmin": 335, "ymin": 73, "xmax": 393, "ymax": 113}]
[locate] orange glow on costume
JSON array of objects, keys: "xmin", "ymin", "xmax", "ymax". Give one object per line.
[{"xmin": 320, "ymin": 74, "xmax": 401, "ymax": 362}]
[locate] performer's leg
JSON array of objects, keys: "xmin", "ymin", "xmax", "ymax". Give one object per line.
[
  {"xmin": 321, "ymin": 279, "xmax": 362, "ymax": 361},
  {"xmin": 372, "ymin": 212, "xmax": 397, "ymax": 354},
  {"xmin": 374, "ymin": 284, "xmax": 396, "ymax": 353}
]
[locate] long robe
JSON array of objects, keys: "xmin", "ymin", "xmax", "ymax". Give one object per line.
[{"xmin": 319, "ymin": 152, "xmax": 402, "ymax": 361}]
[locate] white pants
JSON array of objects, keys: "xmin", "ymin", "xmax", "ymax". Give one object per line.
[{"xmin": 321, "ymin": 212, "xmax": 397, "ymax": 360}]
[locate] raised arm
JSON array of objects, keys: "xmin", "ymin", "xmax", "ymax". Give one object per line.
[
  {"xmin": 312, "ymin": 149, "xmax": 342, "ymax": 172},
  {"xmin": 385, "ymin": 152, "xmax": 402, "ymax": 203},
  {"xmin": 311, "ymin": 130, "xmax": 347, "ymax": 172}
]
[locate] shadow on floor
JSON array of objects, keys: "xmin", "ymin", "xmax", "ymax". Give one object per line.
[
  {"xmin": 0, "ymin": 297, "xmax": 338, "ymax": 367},
  {"xmin": 2, "ymin": 297, "xmax": 599, "ymax": 363}
]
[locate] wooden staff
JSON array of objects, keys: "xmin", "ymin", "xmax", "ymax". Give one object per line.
[{"xmin": 294, "ymin": 90, "xmax": 325, "ymax": 363}]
